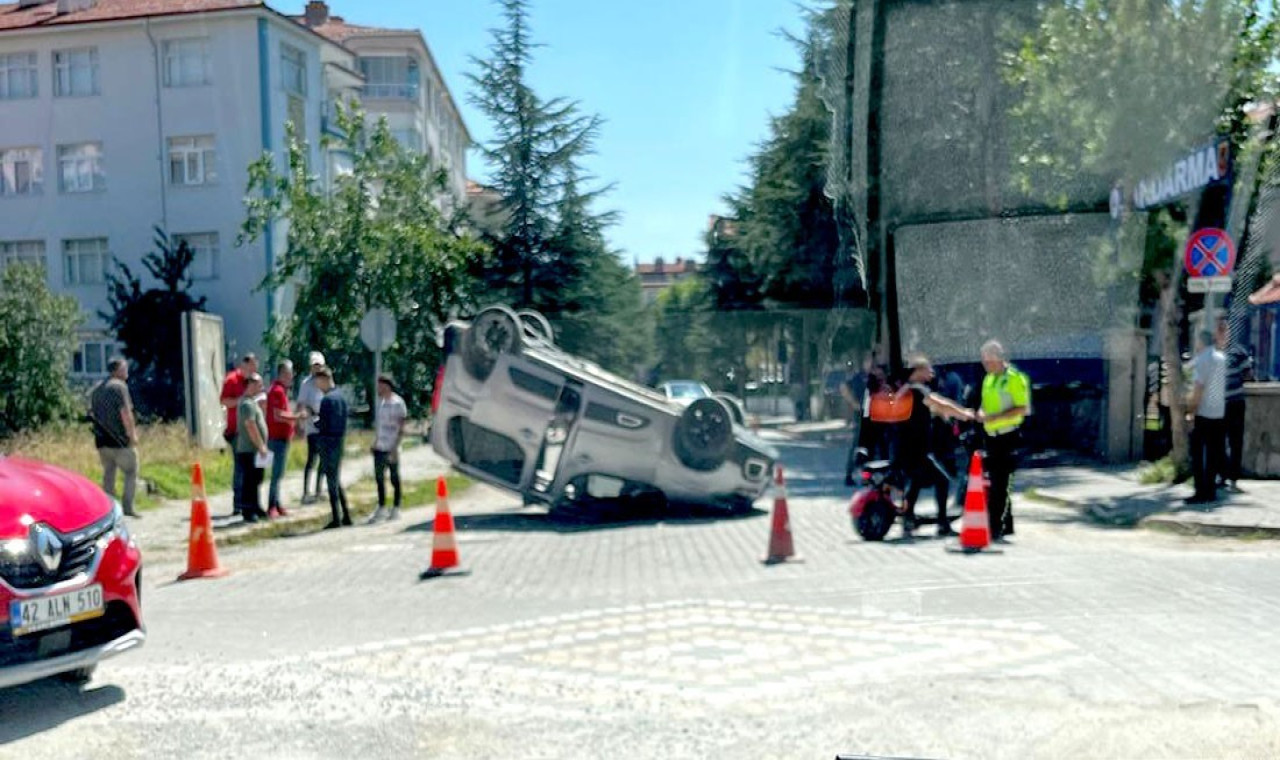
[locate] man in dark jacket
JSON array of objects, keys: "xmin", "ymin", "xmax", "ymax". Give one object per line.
[{"xmin": 315, "ymin": 368, "xmax": 352, "ymax": 528}]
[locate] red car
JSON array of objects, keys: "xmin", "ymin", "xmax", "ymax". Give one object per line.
[{"xmin": 0, "ymin": 456, "xmax": 145, "ymax": 689}]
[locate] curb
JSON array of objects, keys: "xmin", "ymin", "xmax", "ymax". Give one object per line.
[
  {"xmin": 1025, "ymin": 489, "xmax": 1280, "ymax": 539},
  {"xmin": 1139, "ymin": 517, "xmax": 1280, "ymax": 540}
]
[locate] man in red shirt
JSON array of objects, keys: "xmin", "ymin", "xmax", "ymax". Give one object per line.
[
  {"xmin": 266, "ymin": 360, "xmax": 299, "ymax": 518},
  {"xmin": 221, "ymin": 354, "xmax": 258, "ymax": 516}
]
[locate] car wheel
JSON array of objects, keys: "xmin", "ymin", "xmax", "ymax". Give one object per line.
[
  {"xmin": 674, "ymin": 397, "xmax": 735, "ymax": 472},
  {"xmin": 855, "ymin": 494, "xmax": 895, "ymax": 541},
  {"xmin": 462, "ymin": 306, "xmax": 522, "ymax": 381},
  {"xmin": 713, "ymin": 394, "xmax": 746, "ymax": 426},
  {"xmin": 57, "ymin": 666, "xmax": 96, "ymax": 686}
]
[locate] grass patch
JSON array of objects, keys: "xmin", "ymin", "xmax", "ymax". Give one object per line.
[
  {"xmin": 2, "ymin": 422, "xmax": 384, "ymax": 508},
  {"xmin": 221, "ymin": 473, "xmax": 472, "ymax": 548},
  {"xmin": 1138, "ymin": 456, "xmax": 1177, "ymax": 485}
]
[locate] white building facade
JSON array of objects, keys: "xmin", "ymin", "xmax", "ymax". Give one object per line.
[
  {"xmin": 0, "ymin": 0, "xmax": 468, "ymax": 378},
  {"xmin": 297, "ymin": 1, "xmax": 470, "ymax": 205}
]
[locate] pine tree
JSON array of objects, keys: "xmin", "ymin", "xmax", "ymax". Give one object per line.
[{"xmin": 468, "ymin": 0, "xmax": 601, "ymax": 308}]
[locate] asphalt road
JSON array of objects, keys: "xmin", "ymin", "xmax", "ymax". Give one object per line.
[{"xmin": 3, "ymin": 437, "xmax": 1279, "ymax": 759}]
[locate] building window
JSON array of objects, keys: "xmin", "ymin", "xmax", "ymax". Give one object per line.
[
  {"xmin": 0, "ymin": 240, "xmax": 45, "ymax": 272},
  {"xmin": 62, "ymin": 238, "xmax": 109, "ymax": 286},
  {"xmin": 174, "ymin": 232, "xmax": 219, "ymax": 281},
  {"xmin": 168, "ymin": 136, "xmax": 216, "ymax": 186},
  {"xmin": 391, "ymin": 129, "xmax": 421, "ymax": 152},
  {"xmin": 0, "ymin": 147, "xmax": 41, "ymax": 197},
  {"xmin": 359, "ymin": 56, "xmax": 419, "ymax": 99},
  {"xmin": 281, "ymin": 44, "xmax": 306, "ymax": 96},
  {"xmin": 72, "ymin": 339, "xmax": 118, "ymax": 378},
  {"xmin": 287, "ymin": 95, "xmax": 306, "ymax": 135},
  {"xmin": 163, "ymin": 38, "xmax": 211, "ymax": 87},
  {"xmin": 53, "ymin": 47, "xmax": 99, "ymax": 97},
  {"xmin": 0, "ymin": 52, "xmax": 38, "ymax": 100},
  {"xmin": 57, "ymin": 142, "xmax": 104, "ymax": 193}
]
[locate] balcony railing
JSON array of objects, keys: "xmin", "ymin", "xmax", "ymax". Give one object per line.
[{"xmin": 361, "ymin": 83, "xmax": 419, "ymax": 100}]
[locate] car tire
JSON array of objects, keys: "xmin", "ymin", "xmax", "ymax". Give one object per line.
[
  {"xmin": 462, "ymin": 306, "xmax": 522, "ymax": 381},
  {"xmin": 713, "ymin": 394, "xmax": 746, "ymax": 427},
  {"xmin": 58, "ymin": 666, "xmax": 96, "ymax": 686},
  {"xmin": 674, "ymin": 397, "xmax": 735, "ymax": 472},
  {"xmin": 855, "ymin": 495, "xmax": 895, "ymax": 541}
]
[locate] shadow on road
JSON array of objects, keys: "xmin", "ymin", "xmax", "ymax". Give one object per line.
[
  {"xmin": 0, "ymin": 680, "xmax": 125, "ymax": 743},
  {"xmin": 402, "ymin": 502, "xmax": 769, "ymax": 535}
]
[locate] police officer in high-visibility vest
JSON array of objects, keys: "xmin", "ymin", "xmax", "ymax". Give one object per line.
[{"xmin": 974, "ymin": 340, "xmax": 1031, "ymax": 542}]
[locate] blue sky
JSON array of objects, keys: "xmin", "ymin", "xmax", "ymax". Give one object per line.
[{"xmin": 278, "ymin": 0, "xmax": 804, "ymax": 263}]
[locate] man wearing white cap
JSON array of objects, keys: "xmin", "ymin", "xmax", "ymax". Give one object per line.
[{"xmin": 297, "ymin": 351, "xmax": 328, "ymax": 504}]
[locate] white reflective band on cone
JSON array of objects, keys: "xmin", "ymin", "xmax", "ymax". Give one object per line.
[{"xmin": 969, "ymin": 475, "xmax": 985, "ymax": 491}]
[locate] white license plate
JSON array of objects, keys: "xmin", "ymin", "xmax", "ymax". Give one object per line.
[{"xmin": 9, "ymin": 584, "xmax": 104, "ymax": 637}]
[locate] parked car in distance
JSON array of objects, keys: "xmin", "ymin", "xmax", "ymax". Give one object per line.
[
  {"xmin": 658, "ymin": 380, "xmax": 747, "ymax": 426},
  {"xmin": 431, "ymin": 306, "xmax": 778, "ymax": 513},
  {"xmin": 1, "ymin": 456, "xmax": 145, "ymax": 689}
]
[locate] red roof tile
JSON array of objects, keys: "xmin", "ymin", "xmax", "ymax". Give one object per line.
[
  {"xmin": 636, "ymin": 258, "xmax": 698, "ymax": 276},
  {"xmin": 0, "ymin": 0, "xmax": 262, "ymax": 32},
  {"xmin": 300, "ymin": 17, "xmax": 416, "ymax": 44}
]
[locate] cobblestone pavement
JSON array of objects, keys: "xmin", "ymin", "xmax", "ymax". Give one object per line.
[{"xmin": 3, "ymin": 440, "xmax": 1280, "ymax": 759}]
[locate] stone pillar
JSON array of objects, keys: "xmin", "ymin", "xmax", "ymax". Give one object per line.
[
  {"xmin": 1243, "ymin": 383, "xmax": 1280, "ymax": 477},
  {"xmin": 1103, "ymin": 329, "xmax": 1148, "ymax": 463}
]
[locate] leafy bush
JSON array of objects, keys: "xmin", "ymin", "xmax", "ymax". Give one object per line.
[{"xmin": 0, "ymin": 264, "xmax": 81, "ymax": 437}]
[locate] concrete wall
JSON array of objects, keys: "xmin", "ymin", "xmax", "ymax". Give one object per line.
[{"xmin": 1243, "ymin": 383, "xmax": 1280, "ymax": 478}]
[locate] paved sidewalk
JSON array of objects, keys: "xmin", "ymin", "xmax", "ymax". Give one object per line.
[
  {"xmin": 1020, "ymin": 465, "xmax": 1280, "ymax": 537},
  {"xmin": 127, "ymin": 442, "xmax": 452, "ymax": 561}
]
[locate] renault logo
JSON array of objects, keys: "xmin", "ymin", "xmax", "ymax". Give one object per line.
[{"xmin": 30, "ymin": 524, "xmax": 63, "ymax": 575}]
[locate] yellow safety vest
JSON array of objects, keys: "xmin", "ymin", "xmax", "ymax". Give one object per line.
[{"xmin": 982, "ymin": 366, "xmax": 1031, "ymax": 435}]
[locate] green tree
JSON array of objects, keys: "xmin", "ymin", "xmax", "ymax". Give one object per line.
[
  {"xmin": 469, "ymin": 0, "xmax": 649, "ymax": 374},
  {"xmin": 729, "ymin": 38, "xmax": 848, "ymax": 308},
  {"xmin": 101, "ymin": 228, "xmax": 208, "ymax": 421},
  {"xmin": 702, "ymin": 17, "xmax": 868, "ymax": 405},
  {"xmin": 0, "ymin": 264, "xmax": 81, "ymax": 436},
  {"xmin": 239, "ymin": 104, "xmax": 486, "ymax": 415},
  {"xmin": 652, "ymin": 278, "xmax": 714, "ymax": 382},
  {"xmin": 540, "ymin": 170, "xmax": 652, "ymax": 372},
  {"xmin": 468, "ymin": 0, "xmax": 601, "ymax": 308},
  {"xmin": 1005, "ymin": 0, "xmax": 1280, "ymax": 473}
]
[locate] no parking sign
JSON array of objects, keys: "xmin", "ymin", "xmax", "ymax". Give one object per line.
[{"xmin": 1184, "ymin": 228, "xmax": 1236, "ymax": 278}]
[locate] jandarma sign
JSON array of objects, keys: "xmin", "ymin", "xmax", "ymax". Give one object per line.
[{"xmin": 1132, "ymin": 138, "xmax": 1231, "ymax": 210}]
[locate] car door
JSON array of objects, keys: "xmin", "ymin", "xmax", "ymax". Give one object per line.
[{"xmin": 464, "ymin": 353, "xmax": 567, "ymax": 491}]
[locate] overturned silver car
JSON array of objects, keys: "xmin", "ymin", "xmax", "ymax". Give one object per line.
[{"xmin": 430, "ymin": 306, "xmax": 778, "ymax": 512}]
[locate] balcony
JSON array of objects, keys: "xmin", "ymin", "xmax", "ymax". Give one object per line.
[{"xmin": 361, "ymin": 83, "xmax": 419, "ymax": 101}]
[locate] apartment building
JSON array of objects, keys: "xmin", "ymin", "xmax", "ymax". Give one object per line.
[
  {"xmin": 0, "ymin": 0, "xmax": 469, "ymax": 378},
  {"xmin": 297, "ymin": 1, "xmax": 470, "ymax": 204},
  {"xmin": 635, "ymin": 256, "xmax": 699, "ymax": 305}
]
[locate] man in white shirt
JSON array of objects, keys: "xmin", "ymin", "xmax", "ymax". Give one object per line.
[
  {"xmin": 368, "ymin": 374, "xmax": 409, "ymax": 523},
  {"xmin": 1187, "ymin": 330, "xmax": 1227, "ymax": 505},
  {"xmin": 297, "ymin": 352, "xmax": 328, "ymax": 505}
]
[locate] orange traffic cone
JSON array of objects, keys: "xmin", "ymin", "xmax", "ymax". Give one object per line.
[
  {"xmin": 950, "ymin": 452, "xmax": 999, "ymax": 554},
  {"xmin": 420, "ymin": 477, "xmax": 469, "ymax": 579},
  {"xmin": 762, "ymin": 465, "xmax": 801, "ymax": 565},
  {"xmin": 178, "ymin": 463, "xmax": 229, "ymax": 581}
]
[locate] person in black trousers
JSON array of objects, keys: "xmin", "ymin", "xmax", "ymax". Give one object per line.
[
  {"xmin": 314, "ymin": 368, "xmax": 352, "ymax": 528},
  {"xmin": 1217, "ymin": 319, "xmax": 1253, "ymax": 494},
  {"xmin": 892, "ymin": 355, "xmax": 975, "ymax": 539},
  {"xmin": 234, "ymin": 373, "xmax": 270, "ymax": 523}
]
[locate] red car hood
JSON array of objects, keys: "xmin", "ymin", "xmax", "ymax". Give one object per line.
[{"xmin": 0, "ymin": 456, "xmax": 113, "ymax": 538}]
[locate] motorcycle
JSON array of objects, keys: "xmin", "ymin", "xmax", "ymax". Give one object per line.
[
  {"xmin": 847, "ymin": 446, "xmax": 965, "ymax": 541},
  {"xmin": 847, "ymin": 454, "xmax": 902, "ymax": 541}
]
